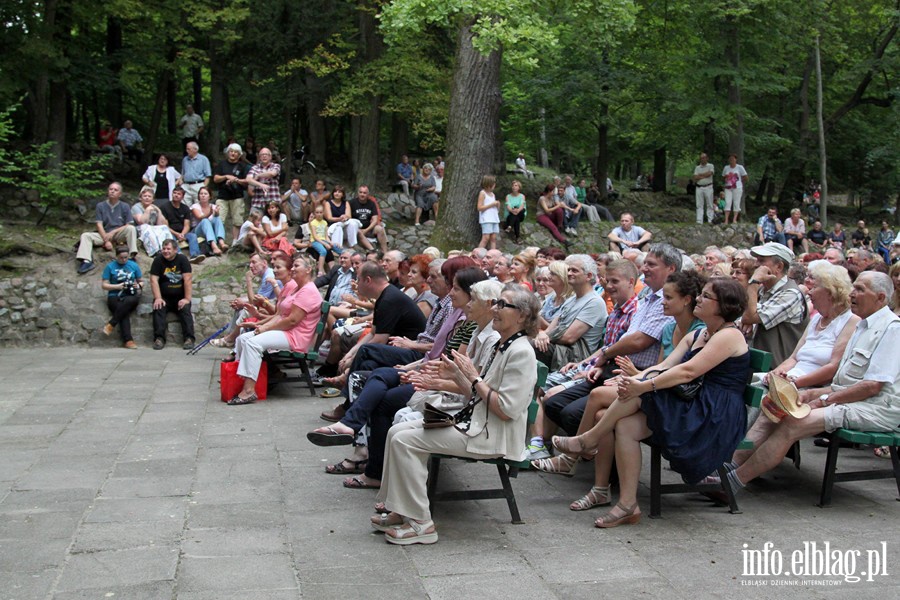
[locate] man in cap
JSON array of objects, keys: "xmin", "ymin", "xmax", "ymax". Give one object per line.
[{"xmin": 741, "ymin": 242, "xmax": 808, "ymax": 366}]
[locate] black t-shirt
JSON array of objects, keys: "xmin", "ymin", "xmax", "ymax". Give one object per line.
[
  {"xmin": 215, "ymin": 160, "xmax": 251, "ymax": 200},
  {"xmin": 153, "ymin": 170, "xmax": 170, "ymax": 200},
  {"xmin": 150, "ymin": 253, "xmax": 192, "ymax": 297},
  {"xmin": 808, "ymin": 229, "xmax": 827, "ymax": 244},
  {"xmin": 851, "ymin": 230, "xmax": 870, "ymax": 247},
  {"xmin": 160, "ymin": 201, "xmax": 191, "ymax": 235},
  {"xmin": 373, "ymin": 284, "xmax": 426, "ymax": 339},
  {"xmin": 349, "ymin": 197, "xmax": 380, "ymax": 230}
]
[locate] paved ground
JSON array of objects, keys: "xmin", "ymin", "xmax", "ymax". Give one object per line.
[{"xmin": 0, "ymin": 348, "xmax": 897, "ymax": 600}]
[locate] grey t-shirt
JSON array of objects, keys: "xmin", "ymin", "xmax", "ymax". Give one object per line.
[{"xmin": 550, "ymin": 291, "xmax": 608, "ymax": 351}]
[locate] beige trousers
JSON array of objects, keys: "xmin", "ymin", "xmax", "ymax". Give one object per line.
[
  {"xmin": 376, "ymin": 420, "xmax": 502, "ymax": 522},
  {"xmin": 76, "ymin": 226, "xmax": 137, "ymax": 263}
]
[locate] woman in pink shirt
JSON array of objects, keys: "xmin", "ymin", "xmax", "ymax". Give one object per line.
[{"xmin": 228, "ymin": 254, "xmax": 323, "ymax": 405}]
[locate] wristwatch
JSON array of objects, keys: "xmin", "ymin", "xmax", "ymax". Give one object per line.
[
  {"xmin": 748, "ymin": 279, "xmax": 759, "ymax": 285},
  {"xmin": 471, "ymin": 376, "xmax": 483, "ymax": 395},
  {"xmin": 818, "ymin": 393, "xmax": 830, "ymax": 406}
]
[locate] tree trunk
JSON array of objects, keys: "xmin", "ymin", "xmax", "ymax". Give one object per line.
[
  {"xmin": 353, "ymin": 6, "xmax": 382, "ymax": 188},
  {"xmin": 305, "ymin": 71, "xmax": 327, "ymax": 166},
  {"xmin": 778, "ymin": 51, "xmax": 816, "ymax": 203},
  {"xmin": 815, "ymin": 35, "xmax": 829, "ymax": 224},
  {"xmin": 431, "ymin": 21, "xmax": 502, "ymax": 250},
  {"xmin": 389, "ymin": 114, "xmax": 409, "ymax": 170},
  {"xmin": 47, "ymin": 79, "xmax": 67, "ymax": 169},
  {"xmin": 224, "ymin": 86, "xmax": 235, "ymax": 140},
  {"xmin": 724, "ymin": 16, "xmax": 744, "ymax": 162},
  {"xmin": 145, "ymin": 71, "xmax": 168, "ymax": 160},
  {"xmin": 702, "ymin": 118, "xmax": 715, "ymax": 157},
  {"xmin": 595, "ymin": 105, "xmax": 609, "ymax": 201},
  {"xmin": 284, "ymin": 100, "xmax": 295, "ymax": 180},
  {"xmin": 205, "ymin": 50, "xmax": 226, "ymax": 159},
  {"xmin": 166, "ymin": 78, "xmax": 177, "ymax": 134},
  {"xmin": 106, "ymin": 17, "xmax": 123, "ymax": 128},
  {"xmin": 538, "ymin": 107, "xmax": 549, "ymax": 168},
  {"xmin": 192, "ymin": 67, "xmax": 203, "ymax": 115},
  {"xmin": 652, "ymin": 147, "xmax": 666, "ymax": 193}
]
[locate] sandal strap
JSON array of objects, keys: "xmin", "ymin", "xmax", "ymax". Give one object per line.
[
  {"xmin": 532, "ymin": 454, "xmax": 576, "ymax": 474},
  {"xmin": 571, "ymin": 486, "xmax": 610, "ymax": 510}
]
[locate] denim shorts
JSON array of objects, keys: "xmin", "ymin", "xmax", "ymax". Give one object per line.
[{"xmin": 481, "ymin": 222, "xmax": 499, "ymax": 235}]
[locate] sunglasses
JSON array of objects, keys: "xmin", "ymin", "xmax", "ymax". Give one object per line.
[{"xmin": 491, "ymin": 299, "xmax": 520, "ymax": 310}]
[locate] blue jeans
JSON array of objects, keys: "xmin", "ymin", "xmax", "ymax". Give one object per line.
[
  {"xmin": 183, "ymin": 233, "xmax": 201, "ymax": 258},
  {"xmin": 194, "ymin": 217, "xmax": 225, "ymax": 243},
  {"xmin": 310, "ymin": 241, "xmax": 329, "ymax": 257},
  {"xmin": 564, "ymin": 208, "xmax": 582, "ymax": 230}
]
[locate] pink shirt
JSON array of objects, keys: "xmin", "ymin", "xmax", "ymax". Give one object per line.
[{"xmin": 280, "ymin": 281, "xmax": 322, "ymax": 352}]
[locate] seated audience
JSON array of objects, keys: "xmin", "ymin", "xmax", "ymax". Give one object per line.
[
  {"xmin": 282, "ymin": 177, "xmax": 310, "ymax": 225},
  {"xmin": 552, "ymin": 278, "xmax": 750, "ymax": 528},
  {"xmin": 412, "ymin": 163, "xmax": 439, "ymax": 226},
  {"xmin": 76, "ymin": 182, "xmax": 138, "ymax": 274},
  {"xmin": 369, "ymin": 284, "xmax": 540, "ymax": 545},
  {"xmin": 262, "ymin": 200, "xmax": 294, "ymax": 256},
  {"xmin": 504, "ymin": 180, "xmax": 526, "ymax": 243},
  {"xmin": 608, "ymin": 212, "xmax": 652, "ymax": 253},
  {"xmin": 784, "ymin": 208, "xmax": 808, "ymax": 254},
  {"xmin": 350, "ymin": 186, "xmax": 388, "ymax": 254},
  {"xmin": 161, "ymin": 186, "xmax": 205, "ymax": 263},
  {"xmin": 100, "ymin": 246, "xmax": 143, "ymax": 349},
  {"xmin": 537, "ymin": 184, "xmax": 569, "ymax": 246},
  {"xmin": 150, "ymin": 239, "xmax": 196, "ymax": 350},
  {"xmin": 807, "ymin": 220, "xmax": 828, "ymax": 252},
  {"xmin": 875, "ymin": 220, "xmax": 895, "ymax": 265},
  {"xmin": 533, "ymin": 254, "xmax": 608, "ymax": 371},
  {"xmin": 211, "ymin": 253, "xmax": 282, "ymax": 348},
  {"xmin": 509, "ymin": 253, "xmax": 535, "ymax": 291},
  {"xmin": 726, "ymin": 272, "xmax": 900, "ymax": 498},
  {"xmin": 227, "ymin": 255, "xmax": 322, "ymax": 405},
  {"xmin": 324, "ymin": 185, "xmax": 358, "ymax": 250},
  {"xmin": 755, "ymin": 206, "xmax": 786, "ymax": 246},
  {"xmin": 538, "ymin": 261, "xmax": 573, "ymax": 329},
  {"xmin": 851, "ymin": 220, "xmax": 872, "ymax": 249},
  {"xmin": 237, "ymin": 209, "xmax": 269, "ymax": 256},
  {"xmin": 131, "ymin": 186, "xmax": 173, "ymax": 257},
  {"xmin": 116, "ymin": 120, "xmax": 143, "ymax": 162},
  {"xmin": 191, "ymin": 187, "xmax": 228, "ymax": 255}
]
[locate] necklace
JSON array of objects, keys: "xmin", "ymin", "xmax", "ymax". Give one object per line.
[{"xmin": 703, "ymin": 321, "xmax": 736, "ymax": 341}]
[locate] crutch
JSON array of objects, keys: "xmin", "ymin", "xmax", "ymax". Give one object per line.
[{"xmin": 186, "ymin": 323, "xmax": 229, "ymax": 355}]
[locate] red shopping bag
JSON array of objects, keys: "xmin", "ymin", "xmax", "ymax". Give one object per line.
[{"xmin": 220, "ymin": 360, "xmax": 268, "ymax": 402}]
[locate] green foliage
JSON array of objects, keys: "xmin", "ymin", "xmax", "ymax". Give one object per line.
[{"xmin": 0, "ymin": 104, "xmax": 111, "ymax": 210}]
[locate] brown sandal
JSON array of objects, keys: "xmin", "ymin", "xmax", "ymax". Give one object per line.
[{"xmin": 594, "ymin": 502, "xmax": 641, "ymax": 528}]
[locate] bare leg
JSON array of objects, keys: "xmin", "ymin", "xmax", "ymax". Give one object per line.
[
  {"xmin": 725, "ymin": 210, "xmax": 732, "ymax": 225},
  {"xmin": 414, "ymin": 207, "xmax": 422, "ymax": 225},
  {"xmin": 554, "ymin": 395, "xmax": 642, "ymax": 455},
  {"xmin": 734, "ymin": 410, "xmax": 826, "ymax": 485},
  {"xmin": 610, "ymin": 412, "xmax": 650, "ymax": 510}
]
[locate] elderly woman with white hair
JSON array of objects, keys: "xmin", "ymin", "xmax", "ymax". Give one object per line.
[
  {"xmin": 131, "ymin": 186, "xmax": 174, "ymax": 256},
  {"xmin": 213, "ymin": 142, "xmax": 252, "ymax": 240},
  {"xmin": 370, "ymin": 284, "xmax": 540, "ymax": 545},
  {"xmin": 412, "ymin": 163, "xmax": 439, "ymax": 226},
  {"xmin": 761, "ymin": 260, "xmax": 860, "ymax": 389}
]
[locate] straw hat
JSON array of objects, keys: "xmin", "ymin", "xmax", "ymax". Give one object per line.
[{"xmin": 761, "ymin": 374, "xmax": 810, "ymax": 423}]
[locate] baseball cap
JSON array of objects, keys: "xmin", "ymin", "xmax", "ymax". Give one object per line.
[{"xmin": 751, "ymin": 242, "xmax": 794, "ymax": 265}]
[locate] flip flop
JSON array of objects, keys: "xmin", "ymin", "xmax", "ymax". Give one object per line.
[
  {"xmin": 343, "ymin": 476, "xmax": 380, "ymax": 490},
  {"xmin": 307, "ymin": 426, "xmax": 354, "ymax": 446},
  {"xmin": 320, "ymin": 387, "xmax": 342, "ymax": 398},
  {"xmin": 325, "ymin": 459, "xmax": 367, "ymax": 474}
]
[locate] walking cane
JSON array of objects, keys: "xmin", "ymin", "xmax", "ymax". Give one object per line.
[{"xmin": 186, "ymin": 323, "xmax": 229, "ymax": 355}]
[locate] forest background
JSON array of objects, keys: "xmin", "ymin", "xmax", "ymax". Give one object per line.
[{"xmin": 1, "ymin": 0, "xmax": 897, "ymax": 246}]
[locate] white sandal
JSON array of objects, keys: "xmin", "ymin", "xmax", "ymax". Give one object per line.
[
  {"xmin": 371, "ymin": 512, "xmax": 404, "ymax": 532},
  {"xmin": 531, "ymin": 453, "xmax": 578, "ymax": 477},
  {"xmin": 385, "ymin": 519, "xmax": 438, "ymax": 545},
  {"xmin": 210, "ymin": 338, "xmax": 234, "ymax": 348},
  {"xmin": 569, "ymin": 485, "xmax": 611, "ymax": 511}
]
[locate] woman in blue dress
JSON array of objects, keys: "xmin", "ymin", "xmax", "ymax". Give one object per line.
[{"xmin": 553, "ymin": 278, "xmax": 750, "ymax": 528}]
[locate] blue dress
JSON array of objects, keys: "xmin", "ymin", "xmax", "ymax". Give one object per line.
[{"xmin": 640, "ymin": 334, "xmax": 750, "ymax": 484}]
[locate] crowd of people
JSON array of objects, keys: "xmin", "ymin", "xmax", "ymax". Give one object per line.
[{"xmin": 82, "ymin": 139, "xmax": 900, "ymax": 546}]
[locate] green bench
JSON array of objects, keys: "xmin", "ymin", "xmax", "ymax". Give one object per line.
[
  {"xmin": 817, "ymin": 429, "xmax": 900, "ymax": 507},
  {"xmin": 647, "ymin": 348, "xmax": 773, "ymax": 518},
  {"xmin": 264, "ymin": 301, "xmax": 330, "ymax": 395},
  {"xmin": 426, "ymin": 361, "xmax": 549, "ymax": 524}
]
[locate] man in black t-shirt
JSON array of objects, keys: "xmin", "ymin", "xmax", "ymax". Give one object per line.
[
  {"xmin": 349, "ymin": 186, "xmax": 388, "ymax": 254},
  {"xmin": 160, "ymin": 186, "xmax": 205, "ymax": 263},
  {"xmin": 150, "ymin": 239, "xmax": 195, "ymax": 349},
  {"xmin": 212, "ymin": 143, "xmax": 251, "ymax": 241},
  {"xmin": 317, "ymin": 260, "xmax": 427, "ymax": 418}
]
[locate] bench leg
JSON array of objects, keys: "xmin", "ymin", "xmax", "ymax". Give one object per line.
[
  {"xmin": 496, "ymin": 463, "xmax": 523, "ymax": 524},
  {"xmin": 298, "ymin": 360, "xmax": 316, "ymax": 395},
  {"xmin": 891, "ymin": 446, "xmax": 900, "ymax": 502},
  {"xmin": 650, "ymin": 446, "xmax": 662, "ymax": 518},
  {"xmin": 426, "ymin": 456, "xmax": 441, "ymax": 513},
  {"xmin": 817, "ymin": 435, "xmax": 841, "ymax": 508}
]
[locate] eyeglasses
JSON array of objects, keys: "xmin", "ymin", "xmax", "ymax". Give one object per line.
[
  {"xmin": 491, "ymin": 298, "xmax": 521, "ymax": 310},
  {"xmin": 700, "ymin": 293, "xmax": 719, "ymax": 302}
]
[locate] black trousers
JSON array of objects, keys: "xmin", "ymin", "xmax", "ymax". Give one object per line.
[
  {"xmin": 107, "ymin": 295, "xmax": 140, "ymax": 342},
  {"xmin": 505, "ymin": 211, "xmax": 526, "ymax": 238},
  {"xmin": 543, "ymin": 363, "xmax": 617, "ymax": 435},
  {"xmin": 152, "ymin": 296, "xmax": 194, "ymax": 341}
]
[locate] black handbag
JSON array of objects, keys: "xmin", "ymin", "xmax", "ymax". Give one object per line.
[
  {"xmin": 642, "ymin": 368, "xmax": 703, "ymax": 401},
  {"xmin": 422, "ymin": 399, "xmax": 477, "ymax": 430}
]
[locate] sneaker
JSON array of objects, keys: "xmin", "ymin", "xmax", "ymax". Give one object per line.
[
  {"xmin": 183, "ymin": 338, "xmax": 196, "ymax": 350},
  {"xmin": 102, "ymin": 323, "xmax": 114, "ymax": 336},
  {"xmin": 570, "ymin": 229, "xmax": 579, "ymax": 237},
  {"xmin": 123, "ymin": 341, "xmax": 138, "ymax": 349},
  {"xmin": 309, "ymin": 370, "xmax": 326, "ymax": 387},
  {"xmin": 153, "ymin": 338, "xmax": 165, "ymax": 350},
  {"xmin": 189, "ymin": 255, "xmax": 206, "ymax": 265},
  {"xmin": 527, "ymin": 443, "xmax": 551, "ymax": 460},
  {"xmin": 77, "ymin": 261, "xmax": 96, "ymax": 275}
]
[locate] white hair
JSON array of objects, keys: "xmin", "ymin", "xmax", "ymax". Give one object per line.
[{"xmin": 225, "ymin": 143, "xmax": 243, "ymax": 155}]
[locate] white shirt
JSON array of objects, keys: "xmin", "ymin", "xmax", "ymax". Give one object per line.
[
  {"xmin": 723, "ymin": 164, "xmax": 748, "ymax": 190},
  {"xmin": 693, "ymin": 163, "xmax": 715, "ymax": 185},
  {"xmin": 845, "ymin": 307, "xmax": 900, "ymax": 383}
]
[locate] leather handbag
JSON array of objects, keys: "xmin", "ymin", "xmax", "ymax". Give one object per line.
[{"xmin": 642, "ymin": 368, "xmax": 703, "ymax": 402}]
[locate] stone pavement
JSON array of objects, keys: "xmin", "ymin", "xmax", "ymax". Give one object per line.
[{"xmin": 0, "ymin": 348, "xmax": 897, "ymax": 599}]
